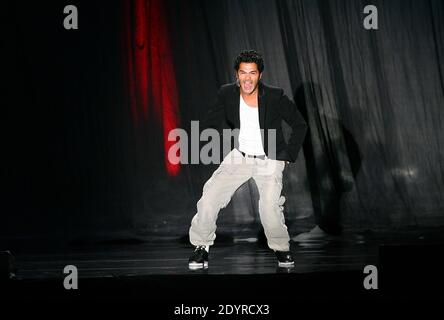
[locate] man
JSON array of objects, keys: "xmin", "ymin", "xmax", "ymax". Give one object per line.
[{"xmin": 188, "ymin": 50, "xmax": 307, "ymax": 268}]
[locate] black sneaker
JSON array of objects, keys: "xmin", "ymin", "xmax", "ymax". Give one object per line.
[
  {"xmin": 188, "ymin": 246, "xmax": 209, "ymax": 269},
  {"xmin": 275, "ymin": 250, "xmax": 294, "ymax": 267}
]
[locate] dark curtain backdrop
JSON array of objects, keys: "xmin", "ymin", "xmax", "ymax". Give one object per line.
[
  {"xmin": 3, "ymin": 1, "xmax": 136, "ymax": 240},
  {"xmin": 3, "ymin": 0, "xmax": 444, "ymax": 243}
]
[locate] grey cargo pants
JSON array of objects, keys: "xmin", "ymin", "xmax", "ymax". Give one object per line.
[{"xmin": 189, "ymin": 149, "xmax": 290, "ymax": 251}]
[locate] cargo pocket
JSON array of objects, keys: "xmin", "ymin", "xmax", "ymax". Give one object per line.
[{"xmin": 202, "ymin": 167, "xmax": 223, "ymax": 194}]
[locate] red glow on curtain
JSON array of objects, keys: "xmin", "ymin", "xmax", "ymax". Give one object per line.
[{"xmin": 123, "ymin": 0, "xmax": 180, "ymax": 176}]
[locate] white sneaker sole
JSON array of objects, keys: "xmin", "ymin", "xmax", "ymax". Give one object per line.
[
  {"xmin": 278, "ymin": 261, "xmax": 295, "ymax": 267},
  {"xmin": 188, "ymin": 261, "xmax": 208, "ymax": 269}
]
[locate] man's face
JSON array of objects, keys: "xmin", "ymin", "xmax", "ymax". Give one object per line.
[{"xmin": 236, "ymin": 62, "xmax": 262, "ymax": 95}]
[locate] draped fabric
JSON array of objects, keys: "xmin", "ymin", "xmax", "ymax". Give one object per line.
[
  {"xmin": 122, "ymin": 0, "xmax": 181, "ymax": 176},
  {"xmin": 275, "ymin": 0, "xmax": 444, "ymax": 229}
]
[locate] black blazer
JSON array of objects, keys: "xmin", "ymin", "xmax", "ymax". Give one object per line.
[{"xmin": 202, "ymin": 82, "xmax": 307, "ymax": 163}]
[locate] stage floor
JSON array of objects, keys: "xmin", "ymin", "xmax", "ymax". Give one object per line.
[
  {"xmin": 10, "ymin": 233, "xmax": 379, "ymax": 280},
  {"xmin": 2, "ymin": 228, "xmax": 444, "ymax": 307}
]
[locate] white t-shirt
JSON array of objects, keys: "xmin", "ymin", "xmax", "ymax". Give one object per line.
[{"xmin": 238, "ymin": 94, "xmax": 265, "ymax": 156}]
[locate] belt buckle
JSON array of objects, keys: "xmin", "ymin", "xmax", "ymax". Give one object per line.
[{"xmin": 240, "ymin": 150, "xmax": 263, "ymax": 159}]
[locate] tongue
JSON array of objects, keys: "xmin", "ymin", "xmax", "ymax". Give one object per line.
[{"xmin": 244, "ymin": 83, "xmax": 252, "ymax": 91}]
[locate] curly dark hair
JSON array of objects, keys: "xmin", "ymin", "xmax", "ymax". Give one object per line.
[{"xmin": 233, "ymin": 50, "xmax": 264, "ymax": 73}]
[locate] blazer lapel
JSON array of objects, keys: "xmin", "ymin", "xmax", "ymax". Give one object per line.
[
  {"xmin": 258, "ymin": 82, "xmax": 266, "ymax": 129},
  {"xmin": 230, "ymin": 84, "xmax": 241, "ymax": 128}
]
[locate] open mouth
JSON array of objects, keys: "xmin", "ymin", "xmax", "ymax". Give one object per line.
[{"xmin": 243, "ymin": 81, "xmax": 253, "ymax": 91}]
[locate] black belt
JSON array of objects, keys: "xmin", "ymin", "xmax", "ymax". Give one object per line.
[{"xmin": 239, "ymin": 151, "xmax": 266, "ymax": 160}]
